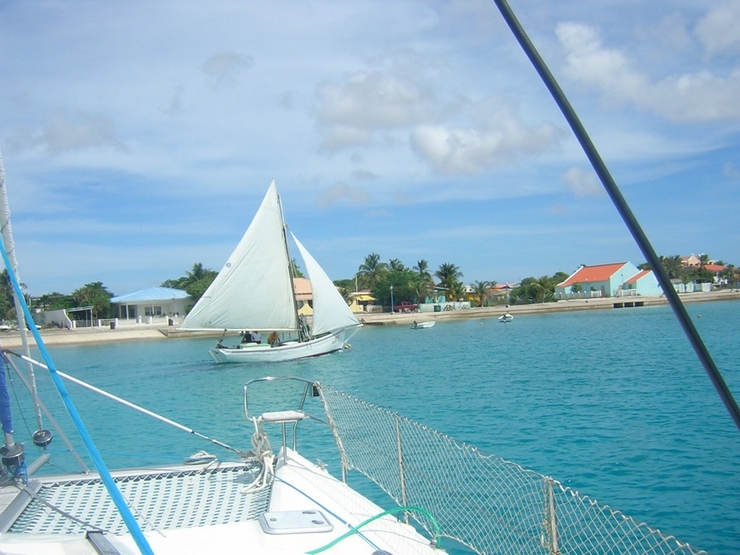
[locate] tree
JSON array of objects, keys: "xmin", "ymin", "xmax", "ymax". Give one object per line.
[
  {"xmin": 435, "ymin": 262, "xmax": 463, "ymax": 299},
  {"xmin": 0, "ymin": 270, "xmax": 16, "ymax": 321},
  {"xmin": 449, "ymin": 281, "xmax": 467, "ymax": 302},
  {"xmin": 356, "ymin": 253, "xmax": 389, "ymax": 289},
  {"xmin": 71, "ymin": 282, "xmax": 114, "ymax": 319},
  {"xmin": 722, "ymin": 264, "xmax": 736, "ymax": 289},
  {"xmin": 290, "ymin": 258, "xmax": 305, "ymax": 278},
  {"xmin": 508, "ymin": 273, "xmax": 561, "ymax": 304},
  {"xmin": 660, "ymin": 255, "xmax": 684, "ymax": 280},
  {"xmin": 333, "ymin": 279, "xmax": 355, "ymax": 305},
  {"xmin": 388, "ymin": 258, "xmax": 405, "ymax": 271},
  {"xmin": 162, "ymin": 263, "xmax": 218, "ymax": 302},
  {"xmin": 36, "ymin": 292, "xmax": 75, "ymax": 311},
  {"xmin": 413, "ymin": 259, "xmax": 431, "ymax": 281},
  {"xmin": 408, "ymin": 276, "xmax": 430, "ymax": 304},
  {"xmin": 372, "ymin": 268, "xmax": 418, "ymax": 308},
  {"xmin": 472, "ymin": 280, "xmax": 490, "ymax": 307}
]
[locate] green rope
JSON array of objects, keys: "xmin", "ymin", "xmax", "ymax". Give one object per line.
[{"xmin": 306, "ymin": 505, "xmax": 441, "ymax": 554}]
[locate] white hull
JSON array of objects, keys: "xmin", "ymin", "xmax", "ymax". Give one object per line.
[
  {"xmin": 209, "ymin": 330, "xmax": 349, "ymax": 363},
  {"xmin": 412, "ymin": 321, "xmax": 435, "ymax": 329}
]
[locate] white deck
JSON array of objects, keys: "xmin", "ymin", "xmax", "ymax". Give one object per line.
[{"xmin": 0, "ymin": 451, "xmax": 442, "ymax": 555}]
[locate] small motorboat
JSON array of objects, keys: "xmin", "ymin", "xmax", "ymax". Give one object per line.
[
  {"xmin": 499, "ymin": 313, "xmax": 514, "ymax": 323},
  {"xmin": 412, "ymin": 321, "xmax": 436, "ymax": 329}
]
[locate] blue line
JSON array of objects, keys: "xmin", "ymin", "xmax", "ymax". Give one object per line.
[{"xmin": 0, "ymin": 241, "xmax": 153, "ymax": 555}]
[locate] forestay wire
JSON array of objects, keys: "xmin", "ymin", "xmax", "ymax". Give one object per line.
[{"xmin": 318, "ymin": 384, "xmax": 707, "ymax": 555}]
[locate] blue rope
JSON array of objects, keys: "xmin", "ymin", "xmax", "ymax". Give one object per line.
[{"xmin": 0, "ymin": 241, "xmax": 153, "ymax": 555}]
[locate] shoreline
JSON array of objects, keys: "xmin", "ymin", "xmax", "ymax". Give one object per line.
[{"xmin": 1, "ymin": 290, "xmax": 737, "ymax": 349}]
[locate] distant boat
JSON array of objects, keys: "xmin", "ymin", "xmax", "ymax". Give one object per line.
[
  {"xmin": 499, "ymin": 313, "xmax": 514, "ymax": 323},
  {"xmin": 411, "ymin": 321, "xmax": 435, "ymax": 329},
  {"xmin": 180, "ymin": 181, "xmax": 361, "ymax": 363}
]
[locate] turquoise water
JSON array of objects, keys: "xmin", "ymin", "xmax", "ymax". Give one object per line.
[{"xmin": 6, "ymin": 300, "xmax": 740, "ymax": 554}]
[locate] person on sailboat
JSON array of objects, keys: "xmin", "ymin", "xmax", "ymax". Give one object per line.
[
  {"xmin": 268, "ymin": 331, "xmax": 280, "ymax": 346},
  {"xmin": 242, "ymin": 331, "xmax": 261, "ymax": 344}
]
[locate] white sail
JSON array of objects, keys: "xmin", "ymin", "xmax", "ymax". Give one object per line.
[
  {"xmin": 291, "ymin": 233, "xmax": 360, "ymax": 336},
  {"xmin": 181, "ymin": 180, "xmax": 298, "ymax": 331}
]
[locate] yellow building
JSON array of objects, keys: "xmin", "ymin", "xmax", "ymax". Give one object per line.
[{"xmin": 348, "ymin": 290, "xmax": 376, "ymax": 313}]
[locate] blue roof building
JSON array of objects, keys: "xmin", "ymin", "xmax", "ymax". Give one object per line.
[{"xmin": 110, "ymin": 287, "xmax": 192, "ymax": 321}]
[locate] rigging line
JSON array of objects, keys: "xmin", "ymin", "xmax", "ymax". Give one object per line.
[
  {"xmin": 267, "ymin": 471, "xmax": 384, "ymax": 553},
  {"xmin": 2, "ymin": 352, "xmax": 90, "ymax": 472},
  {"xmin": 7, "ymin": 351, "xmax": 247, "ymax": 457},
  {"xmin": 491, "ymin": 0, "xmax": 740, "ymax": 431},
  {"xmin": 12, "ymin": 482, "xmax": 107, "ymax": 534},
  {"xmin": 0, "ymin": 243, "xmax": 154, "ymax": 555}
]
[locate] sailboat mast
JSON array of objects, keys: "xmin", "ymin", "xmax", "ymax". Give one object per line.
[
  {"xmin": 276, "ymin": 188, "xmax": 304, "ymax": 338},
  {"xmin": 0, "ymin": 151, "xmax": 44, "ymax": 435}
]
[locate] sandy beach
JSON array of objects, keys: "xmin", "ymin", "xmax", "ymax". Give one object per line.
[{"xmin": 1, "ymin": 289, "xmax": 737, "ymax": 350}]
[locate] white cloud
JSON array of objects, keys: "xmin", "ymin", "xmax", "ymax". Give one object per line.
[
  {"xmin": 8, "ymin": 109, "xmax": 125, "ymax": 154},
  {"xmin": 202, "ymin": 52, "xmax": 254, "ymax": 87},
  {"xmin": 317, "ymin": 70, "xmax": 438, "ymax": 149},
  {"xmin": 562, "ymin": 167, "xmax": 603, "ymax": 197},
  {"xmin": 695, "ymin": 1, "xmax": 740, "ymax": 55},
  {"xmin": 556, "ymin": 21, "xmax": 740, "ymax": 123},
  {"xmin": 316, "ymin": 181, "xmax": 370, "ymax": 208},
  {"xmin": 410, "ymin": 100, "xmax": 559, "ymax": 175}
]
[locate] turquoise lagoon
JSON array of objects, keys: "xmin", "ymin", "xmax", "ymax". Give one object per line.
[{"xmin": 9, "ymin": 300, "xmax": 740, "ymax": 554}]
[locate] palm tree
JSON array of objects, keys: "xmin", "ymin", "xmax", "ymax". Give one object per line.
[
  {"xmin": 356, "ymin": 253, "xmax": 389, "ymax": 289},
  {"xmin": 435, "ymin": 262, "xmax": 463, "ymax": 299},
  {"xmin": 472, "ymin": 280, "xmax": 490, "ymax": 307},
  {"xmin": 660, "ymin": 255, "xmax": 683, "ymax": 280},
  {"xmin": 388, "ymin": 258, "xmax": 405, "ymax": 271},
  {"xmin": 413, "ymin": 260, "xmax": 431, "ymax": 280},
  {"xmin": 184, "ymin": 263, "xmax": 208, "ymax": 287},
  {"xmin": 722, "ymin": 264, "xmax": 736, "ymax": 290},
  {"xmin": 449, "ymin": 281, "xmax": 467, "ymax": 302}
]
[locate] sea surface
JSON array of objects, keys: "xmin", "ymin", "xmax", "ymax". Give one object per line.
[{"xmin": 6, "ymin": 300, "xmax": 740, "ymax": 554}]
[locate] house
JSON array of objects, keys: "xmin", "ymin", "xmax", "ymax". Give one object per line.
[
  {"xmin": 489, "ymin": 282, "xmax": 517, "ymax": 304},
  {"xmin": 704, "ymin": 264, "xmax": 727, "ymax": 285},
  {"xmin": 110, "ymin": 287, "xmax": 191, "ymax": 321},
  {"xmin": 293, "ymin": 277, "xmax": 355, "ymax": 315},
  {"xmin": 681, "ymin": 254, "xmax": 701, "ymax": 267},
  {"xmin": 623, "ymin": 269, "xmax": 662, "ymax": 296},
  {"xmin": 294, "ymin": 277, "xmax": 313, "ymax": 317},
  {"xmin": 348, "ymin": 290, "xmax": 377, "ymax": 313},
  {"xmin": 555, "ymin": 262, "xmax": 640, "ymax": 298}
]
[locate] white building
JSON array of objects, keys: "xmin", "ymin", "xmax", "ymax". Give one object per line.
[{"xmin": 110, "ymin": 287, "xmax": 192, "ymax": 322}]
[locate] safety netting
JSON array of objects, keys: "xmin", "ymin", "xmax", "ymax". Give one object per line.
[{"xmin": 318, "ymin": 385, "xmax": 706, "ymax": 555}]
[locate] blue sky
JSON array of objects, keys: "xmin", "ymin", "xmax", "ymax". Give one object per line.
[{"xmin": 1, "ymin": 0, "xmax": 739, "ymax": 297}]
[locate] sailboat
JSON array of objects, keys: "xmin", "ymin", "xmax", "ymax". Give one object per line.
[
  {"xmin": 0, "ymin": 0, "xmax": 732, "ymax": 552},
  {"xmin": 180, "ymin": 181, "xmax": 361, "ymax": 363}
]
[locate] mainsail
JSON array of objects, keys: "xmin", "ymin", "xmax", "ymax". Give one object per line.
[
  {"xmin": 181, "ymin": 180, "xmax": 359, "ymax": 340},
  {"xmin": 181, "ymin": 180, "xmax": 298, "ymax": 331}
]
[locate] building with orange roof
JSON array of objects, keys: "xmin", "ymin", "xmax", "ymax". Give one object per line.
[
  {"xmin": 555, "ymin": 262, "xmax": 655, "ymax": 298},
  {"xmin": 293, "ymin": 277, "xmax": 314, "ymax": 317},
  {"xmin": 623, "ymin": 269, "xmax": 662, "ymax": 296}
]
